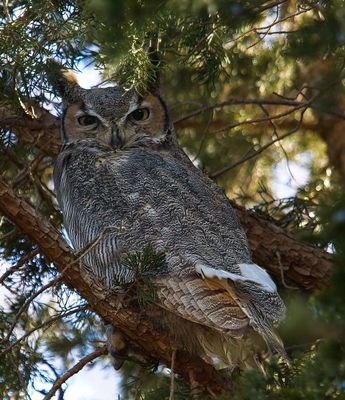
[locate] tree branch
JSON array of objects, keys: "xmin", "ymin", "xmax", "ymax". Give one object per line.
[
  {"xmin": 174, "ymin": 98, "xmax": 308, "ymax": 125},
  {"xmin": 0, "ymin": 305, "xmax": 88, "ymax": 356},
  {"xmin": 0, "ymin": 169, "xmax": 333, "ymax": 395},
  {"xmin": 173, "ymin": 97, "xmax": 345, "ymax": 126},
  {"xmin": 0, "ymin": 248, "xmax": 39, "ymax": 285},
  {"xmin": 1, "ymin": 275, "xmax": 63, "ymax": 345}
]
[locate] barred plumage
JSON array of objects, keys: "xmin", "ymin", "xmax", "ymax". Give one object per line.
[{"xmin": 53, "ymin": 70, "xmax": 287, "ymax": 370}]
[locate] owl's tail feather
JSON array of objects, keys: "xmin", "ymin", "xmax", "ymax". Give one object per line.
[
  {"xmin": 196, "ymin": 330, "xmax": 263, "ymax": 371},
  {"xmin": 242, "ymin": 301, "xmax": 291, "ymax": 365}
]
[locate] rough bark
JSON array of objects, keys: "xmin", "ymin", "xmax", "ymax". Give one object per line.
[
  {"xmin": 0, "ymin": 106, "xmax": 333, "ymax": 291},
  {"xmin": 0, "ymin": 175, "xmax": 230, "ymax": 396}
]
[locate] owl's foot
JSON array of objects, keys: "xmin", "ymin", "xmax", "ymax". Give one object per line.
[{"xmin": 105, "ymin": 323, "xmax": 128, "ymax": 370}]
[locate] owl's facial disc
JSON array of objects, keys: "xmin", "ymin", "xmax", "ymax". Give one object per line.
[{"xmin": 61, "ymin": 78, "xmax": 170, "ymax": 147}]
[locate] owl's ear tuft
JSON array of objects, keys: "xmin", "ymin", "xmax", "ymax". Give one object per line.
[
  {"xmin": 61, "ymin": 70, "xmax": 79, "ymax": 85},
  {"xmin": 46, "ymin": 60, "xmax": 83, "ymax": 103}
]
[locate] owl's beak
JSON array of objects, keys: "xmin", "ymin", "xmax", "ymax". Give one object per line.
[{"xmin": 110, "ymin": 127, "xmax": 122, "ymax": 148}]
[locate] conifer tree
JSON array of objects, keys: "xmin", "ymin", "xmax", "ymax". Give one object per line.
[{"xmin": 0, "ymin": 1, "xmax": 344, "ymax": 399}]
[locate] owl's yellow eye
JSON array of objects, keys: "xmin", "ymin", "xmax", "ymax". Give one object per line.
[
  {"xmin": 77, "ymin": 115, "xmax": 98, "ymax": 126},
  {"xmin": 130, "ymin": 108, "xmax": 150, "ymax": 121}
]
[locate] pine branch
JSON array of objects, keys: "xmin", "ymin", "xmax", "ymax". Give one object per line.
[
  {"xmin": 0, "ymin": 247, "xmax": 39, "ymax": 285},
  {"xmin": 0, "ymin": 305, "xmax": 88, "ymax": 357},
  {"xmin": 1, "ymin": 275, "xmax": 63, "ymax": 345}
]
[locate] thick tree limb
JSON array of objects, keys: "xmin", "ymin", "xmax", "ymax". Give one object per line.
[
  {"xmin": 0, "ymin": 176, "xmax": 230, "ymax": 395},
  {"xmin": 0, "ymin": 174, "xmax": 333, "ymax": 393}
]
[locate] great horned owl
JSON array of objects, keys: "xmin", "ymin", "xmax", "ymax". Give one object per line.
[{"xmin": 53, "ymin": 70, "xmax": 287, "ymax": 370}]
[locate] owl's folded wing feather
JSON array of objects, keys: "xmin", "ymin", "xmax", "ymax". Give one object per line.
[
  {"xmin": 157, "ymin": 275, "xmax": 249, "ymax": 334},
  {"xmin": 156, "ymin": 260, "xmax": 288, "ymax": 364}
]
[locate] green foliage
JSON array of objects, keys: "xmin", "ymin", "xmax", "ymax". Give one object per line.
[
  {"xmin": 224, "ymin": 340, "xmax": 345, "ymax": 400},
  {"xmin": 115, "ymin": 245, "xmax": 167, "ymax": 306},
  {"xmin": 314, "ymin": 186, "xmax": 345, "ymax": 329},
  {"xmin": 0, "ymin": 1, "xmax": 90, "ymax": 108},
  {"xmin": 120, "ymin": 364, "xmax": 192, "ymax": 400}
]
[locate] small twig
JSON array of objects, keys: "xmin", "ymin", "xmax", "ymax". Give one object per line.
[
  {"xmin": 9, "ymin": 352, "xmax": 33, "ymax": 400},
  {"xmin": 1, "ymin": 228, "xmax": 113, "ymax": 344},
  {"xmin": 1, "ymin": 281, "xmax": 17, "ymax": 295},
  {"xmin": 12, "ymin": 153, "xmax": 45, "ymax": 188},
  {"xmin": 255, "ymin": 0, "xmax": 287, "ymax": 13},
  {"xmin": 193, "ymin": 110, "xmax": 214, "ymax": 162},
  {"xmin": 0, "ymin": 227, "xmax": 17, "ymax": 241},
  {"xmin": 41, "ymin": 360, "xmax": 65, "ymax": 400},
  {"xmin": 259, "ymin": 103, "xmax": 296, "ymax": 182},
  {"xmin": 1, "ymin": 221, "xmax": 119, "ymax": 345},
  {"xmin": 230, "ymin": 7, "xmax": 309, "ymax": 45},
  {"xmin": 169, "ymin": 349, "xmax": 176, "ymax": 400},
  {"xmin": 1, "ymin": 275, "xmax": 64, "ymax": 344},
  {"xmin": 0, "ymin": 305, "xmax": 88, "ymax": 356},
  {"xmin": 207, "ymin": 103, "xmax": 305, "ymax": 136},
  {"xmin": 42, "ymin": 346, "xmax": 107, "ymax": 400},
  {"xmin": 174, "ymin": 97, "xmax": 308, "ymax": 125},
  {"xmin": 174, "ymin": 92, "xmax": 345, "ymax": 127},
  {"xmin": 0, "ymin": 248, "xmax": 39, "ymax": 285},
  {"xmin": 275, "ymin": 251, "xmax": 298, "ymax": 290},
  {"xmin": 246, "ymin": 2, "xmax": 281, "ymax": 49},
  {"xmin": 209, "ymin": 109, "xmax": 307, "ymax": 178}
]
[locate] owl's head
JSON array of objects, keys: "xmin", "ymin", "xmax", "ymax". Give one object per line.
[{"xmin": 53, "ymin": 69, "xmax": 172, "ymax": 149}]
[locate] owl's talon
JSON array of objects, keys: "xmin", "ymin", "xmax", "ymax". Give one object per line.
[{"xmin": 110, "ymin": 351, "xmax": 128, "ymax": 370}]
